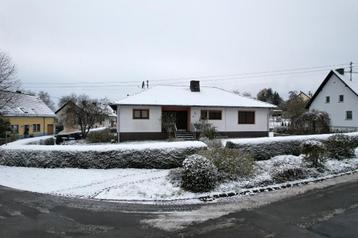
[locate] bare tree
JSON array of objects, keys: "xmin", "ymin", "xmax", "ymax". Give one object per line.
[
  {"xmin": 62, "ymin": 94, "xmax": 110, "ymax": 138},
  {"xmin": 38, "ymin": 91, "xmax": 56, "ymax": 111},
  {"xmin": 58, "ymin": 93, "xmax": 77, "ymax": 109},
  {"xmin": 0, "ymin": 51, "xmax": 20, "ymax": 112}
]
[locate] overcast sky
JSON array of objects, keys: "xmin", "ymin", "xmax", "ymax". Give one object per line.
[{"xmin": 1, "ymin": 0, "xmax": 358, "ymax": 105}]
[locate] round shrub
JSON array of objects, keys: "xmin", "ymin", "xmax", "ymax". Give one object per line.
[
  {"xmin": 301, "ymin": 140, "xmax": 326, "ymax": 167},
  {"xmin": 325, "ymin": 134, "xmax": 355, "ymax": 160},
  {"xmin": 198, "ymin": 148, "xmax": 254, "ymax": 181},
  {"xmin": 181, "ymin": 155, "xmax": 218, "ymax": 192}
]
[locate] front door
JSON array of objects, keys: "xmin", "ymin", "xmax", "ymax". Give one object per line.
[
  {"xmin": 176, "ymin": 111, "xmax": 188, "ymax": 130},
  {"xmin": 47, "ymin": 124, "xmax": 54, "ymax": 135},
  {"xmin": 24, "ymin": 125, "xmax": 29, "ymax": 138}
]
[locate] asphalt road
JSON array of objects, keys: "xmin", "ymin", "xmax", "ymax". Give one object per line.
[{"xmin": 1, "ymin": 178, "xmax": 358, "ymax": 238}]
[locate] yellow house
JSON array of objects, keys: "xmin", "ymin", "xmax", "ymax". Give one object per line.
[{"xmin": 0, "ymin": 91, "xmax": 56, "ymax": 138}]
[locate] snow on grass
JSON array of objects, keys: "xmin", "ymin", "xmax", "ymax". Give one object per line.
[
  {"xmin": 222, "ymin": 131, "xmax": 358, "ymax": 146},
  {"xmin": 4, "ymin": 135, "xmax": 54, "ymax": 146},
  {"xmin": 0, "ymin": 166, "xmax": 188, "ymax": 200},
  {"xmin": 1, "ymin": 149, "xmax": 358, "ymax": 202}
]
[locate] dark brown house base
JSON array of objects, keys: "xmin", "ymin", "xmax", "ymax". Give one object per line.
[
  {"xmin": 119, "ymin": 132, "xmax": 169, "ymax": 142},
  {"xmin": 218, "ymin": 131, "xmax": 269, "ymax": 138},
  {"xmin": 118, "ymin": 131, "xmax": 268, "ymax": 142}
]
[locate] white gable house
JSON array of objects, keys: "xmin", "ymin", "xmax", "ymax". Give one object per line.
[
  {"xmin": 307, "ymin": 70, "xmax": 358, "ymax": 131},
  {"xmin": 113, "ymin": 81, "xmax": 276, "ymax": 142}
]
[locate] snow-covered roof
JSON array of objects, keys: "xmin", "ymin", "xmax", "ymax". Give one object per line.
[
  {"xmin": 306, "ymin": 70, "xmax": 358, "ymax": 108},
  {"xmin": 333, "ymin": 70, "xmax": 358, "ymax": 94},
  {"xmin": 0, "ymin": 91, "xmax": 56, "ymax": 117},
  {"xmin": 56, "ymin": 101, "xmax": 117, "ymax": 117},
  {"xmin": 114, "ymin": 85, "xmax": 276, "ymax": 108}
]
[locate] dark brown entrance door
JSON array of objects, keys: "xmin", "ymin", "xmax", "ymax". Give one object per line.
[
  {"xmin": 47, "ymin": 124, "xmax": 54, "ymax": 135},
  {"xmin": 176, "ymin": 111, "xmax": 188, "ymax": 130}
]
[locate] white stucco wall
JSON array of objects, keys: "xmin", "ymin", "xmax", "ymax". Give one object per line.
[
  {"xmin": 191, "ymin": 107, "xmax": 270, "ymax": 132},
  {"xmin": 118, "ymin": 106, "xmax": 162, "ymax": 133},
  {"xmin": 309, "ymin": 74, "xmax": 358, "ymax": 129},
  {"xmin": 118, "ymin": 106, "xmax": 270, "ymax": 133}
]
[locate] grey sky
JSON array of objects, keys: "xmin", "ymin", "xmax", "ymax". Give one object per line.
[{"xmin": 1, "ymin": 0, "xmax": 357, "ymax": 105}]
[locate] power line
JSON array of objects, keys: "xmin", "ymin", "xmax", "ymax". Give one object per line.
[{"xmin": 23, "ymin": 62, "xmax": 351, "ymax": 88}]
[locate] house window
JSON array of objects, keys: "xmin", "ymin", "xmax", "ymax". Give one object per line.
[
  {"xmin": 200, "ymin": 110, "xmax": 208, "ymax": 120},
  {"xmin": 11, "ymin": 125, "xmax": 19, "ymax": 133},
  {"xmin": 32, "ymin": 124, "xmax": 41, "ymax": 132},
  {"xmin": 238, "ymin": 111, "xmax": 255, "ymax": 124},
  {"xmin": 133, "ymin": 109, "xmax": 149, "ymax": 119},
  {"xmin": 325, "ymin": 96, "xmax": 330, "ymax": 103},
  {"xmin": 339, "ymin": 95, "xmax": 344, "ymax": 102},
  {"xmin": 209, "ymin": 110, "xmax": 222, "ymax": 120},
  {"xmin": 346, "ymin": 111, "xmax": 353, "ymax": 120},
  {"xmin": 200, "ymin": 110, "xmax": 222, "ymax": 120}
]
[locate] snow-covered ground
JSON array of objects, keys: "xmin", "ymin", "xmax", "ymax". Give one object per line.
[{"xmin": 1, "ymin": 148, "xmax": 357, "ymax": 202}]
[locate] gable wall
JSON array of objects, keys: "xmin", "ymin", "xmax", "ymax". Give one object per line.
[{"xmin": 309, "ymin": 74, "xmax": 358, "ymax": 129}]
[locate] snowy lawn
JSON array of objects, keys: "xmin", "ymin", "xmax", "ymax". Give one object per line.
[{"xmin": 1, "ymin": 148, "xmax": 358, "ymax": 202}]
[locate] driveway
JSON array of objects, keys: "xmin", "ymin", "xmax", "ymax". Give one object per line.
[{"xmin": 1, "ymin": 174, "xmax": 358, "ymax": 237}]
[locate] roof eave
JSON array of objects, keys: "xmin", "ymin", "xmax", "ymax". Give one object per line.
[{"xmin": 114, "ymin": 103, "xmax": 276, "ymax": 109}]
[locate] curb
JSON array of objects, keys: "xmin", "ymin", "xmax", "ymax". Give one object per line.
[{"xmin": 198, "ymin": 169, "xmax": 358, "ymax": 202}]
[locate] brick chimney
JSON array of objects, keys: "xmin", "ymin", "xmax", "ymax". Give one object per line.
[{"xmin": 190, "ymin": 80, "xmax": 200, "ymax": 92}]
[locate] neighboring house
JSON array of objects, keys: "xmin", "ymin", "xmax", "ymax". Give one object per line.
[
  {"xmin": 55, "ymin": 100, "xmax": 117, "ymax": 134},
  {"xmin": 112, "ymin": 81, "xmax": 276, "ymax": 142},
  {"xmin": 0, "ymin": 91, "xmax": 56, "ymax": 138},
  {"xmin": 298, "ymin": 91, "xmax": 311, "ymax": 102},
  {"xmin": 306, "ymin": 69, "xmax": 358, "ymax": 131}
]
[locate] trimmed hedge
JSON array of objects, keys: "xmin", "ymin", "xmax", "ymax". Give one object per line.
[
  {"xmin": 226, "ymin": 140, "xmax": 303, "ymax": 160},
  {"xmin": 226, "ymin": 133, "xmax": 358, "ymax": 161},
  {"xmin": 0, "ymin": 144, "xmax": 206, "ymax": 169}
]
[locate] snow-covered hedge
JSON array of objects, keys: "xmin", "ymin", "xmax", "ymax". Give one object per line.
[
  {"xmin": 225, "ymin": 132, "xmax": 358, "ymax": 161},
  {"xmin": 0, "ymin": 140, "xmax": 207, "ymax": 169}
]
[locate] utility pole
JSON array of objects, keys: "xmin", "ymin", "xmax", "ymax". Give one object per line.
[{"xmin": 350, "ymin": 61, "xmax": 353, "ymax": 81}]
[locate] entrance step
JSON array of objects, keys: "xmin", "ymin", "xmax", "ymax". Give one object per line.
[{"xmin": 175, "ymin": 131, "xmax": 195, "ymax": 141}]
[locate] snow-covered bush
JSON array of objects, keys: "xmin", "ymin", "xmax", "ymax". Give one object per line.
[
  {"xmin": 181, "ymin": 155, "xmax": 218, "ymax": 192},
  {"xmin": 226, "ymin": 132, "xmax": 358, "ymax": 161},
  {"xmin": 300, "ymin": 140, "xmax": 326, "ymax": 168},
  {"xmin": 0, "ymin": 142, "xmax": 207, "ymax": 169},
  {"xmin": 198, "ymin": 148, "xmax": 254, "ymax": 181},
  {"xmin": 325, "ymin": 134, "xmax": 355, "ymax": 160},
  {"xmin": 194, "ymin": 120, "xmax": 217, "ymax": 140},
  {"xmin": 226, "ymin": 140, "xmax": 302, "ymax": 160},
  {"xmin": 272, "ymin": 168, "xmax": 307, "ymax": 183},
  {"xmin": 86, "ymin": 129, "xmax": 116, "ymax": 143},
  {"xmin": 289, "ymin": 110, "xmax": 330, "ymax": 135},
  {"xmin": 27, "ymin": 137, "xmax": 55, "ymax": 145}
]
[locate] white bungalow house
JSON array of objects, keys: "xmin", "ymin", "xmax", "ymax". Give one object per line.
[
  {"xmin": 112, "ymin": 81, "xmax": 276, "ymax": 142},
  {"xmin": 306, "ymin": 69, "xmax": 358, "ymax": 131}
]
